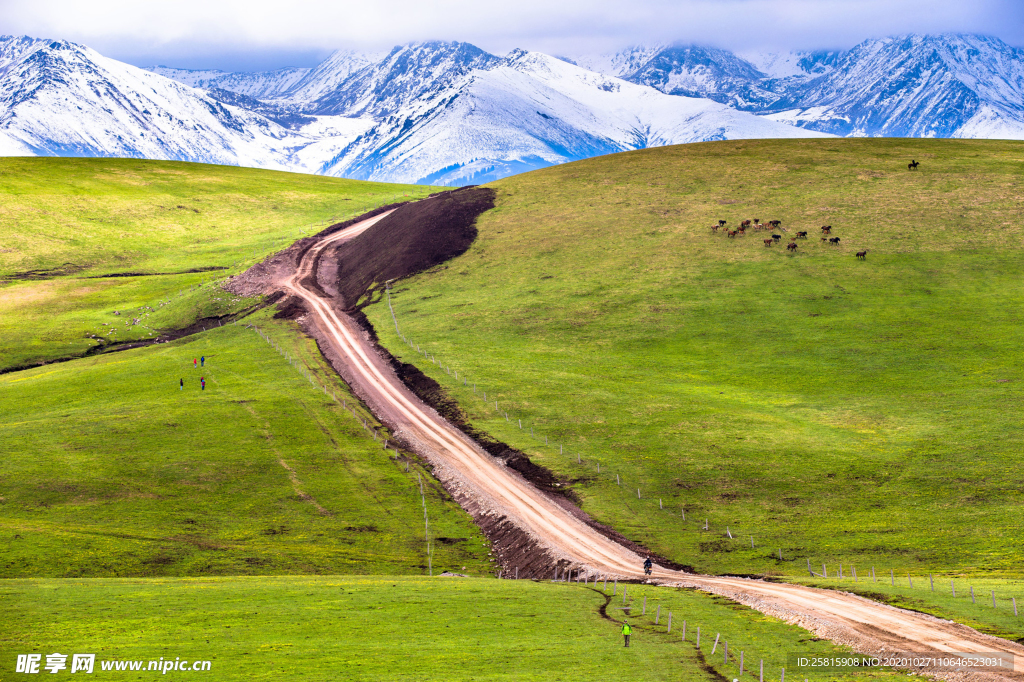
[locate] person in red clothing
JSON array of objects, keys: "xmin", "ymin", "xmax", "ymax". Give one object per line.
[
  {"xmin": 193, "ymin": 358, "xmax": 197, "ymax": 368},
  {"xmin": 201, "ymin": 377, "xmax": 205, "ymax": 391}
]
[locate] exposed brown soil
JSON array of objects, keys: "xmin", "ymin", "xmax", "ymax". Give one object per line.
[
  {"xmin": 2, "ymin": 264, "xmax": 226, "ymax": 282},
  {"xmin": 88, "ymin": 266, "xmax": 227, "ymax": 278},
  {"xmin": 327, "ymin": 187, "xmax": 495, "ymax": 308},
  {"xmin": 0, "ymin": 307, "xmax": 259, "ymax": 375},
  {"xmin": 2, "ymin": 262, "xmax": 85, "ymax": 281}
]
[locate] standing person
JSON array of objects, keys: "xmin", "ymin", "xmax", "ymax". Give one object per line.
[
  {"xmin": 179, "ymin": 378, "xmax": 183, "ymax": 391},
  {"xmin": 200, "ymin": 355, "xmax": 205, "ymax": 367},
  {"xmin": 201, "ymin": 377, "xmax": 205, "ymax": 391},
  {"xmin": 622, "ymin": 621, "xmax": 631, "ymax": 647},
  {"xmin": 193, "ymin": 358, "xmax": 197, "ymax": 368}
]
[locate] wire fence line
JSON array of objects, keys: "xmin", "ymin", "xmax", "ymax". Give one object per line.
[
  {"xmin": 384, "ymin": 289, "xmax": 786, "ymax": 552},
  {"xmin": 384, "ymin": 291, "xmax": 1024, "ymax": 613},
  {"xmin": 536, "ymin": 576, "xmax": 794, "ymax": 682},
  {"xmin": 805, "ymin": 565, "xmax": 1020, "ymax": 617}
]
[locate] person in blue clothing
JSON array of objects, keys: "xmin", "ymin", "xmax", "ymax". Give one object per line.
[
  {"xmin": 179, "ymin": 378, "xmax": 183, "ymax": 390},
  {"xmin": 201, "ymin": 377, "xmax": 206, "ymax": 391},
  {"xmin": 200, "ymin": 355, "xmax": 205, "ymax": 367}
]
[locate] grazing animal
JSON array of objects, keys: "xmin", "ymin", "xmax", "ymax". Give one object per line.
[
  {"xmin": 821, "ymin": 225, "xmax": 832, "ymax": 234},
  {"xmin": 771, "ymin": 234, "xmax": 782, "ymax": 242},
  {"xmin": 753, "ymin": 218, "xmax": 760, "ymax": 225},
  {"xmin": 741, "ymin": 219, "xmax": 752, "ymax": 228},
  {"xmin": 796, "ymin": 231, "xmax": 808, "ymax": 239},
  {"xmin": 856, "ymin": 250, "xmax": 868, "ymax": 259},
  {"xmin": 770, "ymin": 220, "xmax": 782, "ymax": 228},
  {"xmin": 764, "ymin": 238, "xmax": 773, "ymax": 247},
  {"xmin": 711, "ymin": 224, "xmax": 720, "ymax": 232},
  {"xmin": 787, "ymin": 242, "xmax": 798, "ymax": 252},
  {"xmin": 727, "ymin": 230, "xmax": 738, "ymax": 238},
  {"xmin": 829, "ymin": 237, "xmax": 841, "ymax": 245},
  {"xmin": 718, "ymin": 220, "xmax": 727, "ymax": 226},
  {"xmin": 821, "ymin": 237, "xmax": 829, "ymax": 243},
  {"xmin": 908, "ymin": 160, "xmax": 919, "ymax": 170}
]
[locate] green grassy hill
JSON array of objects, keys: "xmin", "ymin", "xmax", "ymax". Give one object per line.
[
  {"xmin": 2, "ymin": 575, "xmax": 913, "ymax": 682},
  {"xmin": 0, "ymin": 308, "xmax": 491, "ymax": 578},
  {"xmin": 364, "ymin": 138, "xmax": 1024, "ymax": 585},
  {"xmin": 0, "ymin": 159, "xmax": 481, "ymax": 579},
  {"xmin": 0, "ymin": 158, "xmax": 434, "ymax": 371},
  {"xmin": 2, "ymin": 150, "xmax": 1021, "ymax": 679}
]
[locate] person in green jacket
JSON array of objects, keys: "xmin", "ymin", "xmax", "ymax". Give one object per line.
[{"xmin": 622, "ymin": 621, "xmax": 632, "ymax": 647}]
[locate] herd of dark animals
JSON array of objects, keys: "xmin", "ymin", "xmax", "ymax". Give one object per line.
[
  {"xmin": 709, "ymin": 162, "xmax": 921, "ymax": 257},
  {"xmin": 713, "ymin": 219, "xmax": 864, "ymax": 258}
]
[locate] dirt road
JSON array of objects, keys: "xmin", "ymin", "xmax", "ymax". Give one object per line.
[{"xmin": 280, "ymin": 212, "xmax": 1024, "ymax": 682}]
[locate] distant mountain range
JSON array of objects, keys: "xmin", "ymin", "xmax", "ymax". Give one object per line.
[
  {"xmin": 0, "ymin": 33, "xmax": 1021, "ymax": 184},
  {"xmin": 585, "ymin": 34, "xmax": 1024, "ymax": 138}
]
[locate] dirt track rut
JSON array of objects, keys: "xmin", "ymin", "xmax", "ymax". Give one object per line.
[{"xmin": 277, "ymin": 212, "xmax": 1023, "ymax": 682}]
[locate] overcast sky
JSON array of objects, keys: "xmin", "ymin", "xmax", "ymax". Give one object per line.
[{"xmin": 1, "ymin": 0, "xmax": 1022, "ymax": 71}]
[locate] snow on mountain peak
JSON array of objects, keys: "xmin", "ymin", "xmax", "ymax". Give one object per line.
[{"xmin": 2, "ymin": 32, "xmax": 1024, "ymax": 184}]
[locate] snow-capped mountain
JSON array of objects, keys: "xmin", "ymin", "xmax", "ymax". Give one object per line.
[
  {"xmin": 311, "ymin": 42, "xmax": 501, "ymax": 118},
  {"xmin": 4, "ymin": 32, "xmax": 1024, "ymax": 185},
  {"xmin": 588, "ymin": 34, "xmax": 1024, "ymax": 138},
  {"xmin": 762, "ymin": 34, "xmax": 1024, "ymax": 137},
  {"xmin": 566, "ymin": 45, "xmax": 666, "ymax": 78},
  {"xmin": 618, "ymin": 45, "xmax": 771, "ymax": 105},
  {"xmin": 145, "ymin": 65, "xmax": 311, "ymax": 101},
  {"xmin": 0, "ymin": 35, "xmax": 370, "ymax": 168},
  {"xmin": 319, "ymin": 48, "xmax": 829, "ymax": 185},
  {"xmin": 146, "ymin": 50, "xmax": 381, "ymax": 104}
]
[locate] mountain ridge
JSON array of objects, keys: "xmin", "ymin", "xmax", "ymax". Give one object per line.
[{"xmin": 2, "ymin": 32, "xmax": 1023, "ymax": 184}]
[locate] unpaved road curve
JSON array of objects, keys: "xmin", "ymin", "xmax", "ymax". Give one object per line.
[{"xmin": 280, "ymin": 213, "xmax": 1024, "ymax": 682}]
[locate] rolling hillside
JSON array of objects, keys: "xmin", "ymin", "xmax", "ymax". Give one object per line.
[
  {"xmin": 363, "ymin": 138, "xmax": 1024, "ymax": 581},
  {"xmin": 0, "ymin": 159, "xmax": 472, "ymax": 579}
]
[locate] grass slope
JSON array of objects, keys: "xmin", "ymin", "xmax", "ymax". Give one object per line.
[
  {"xmin": 0, "ymin": 307, "xmax": 491, "ymax": 578},
  {"xmin": 364, "ymin": 139, "xmax": 1024, "ymax": 587},
  {"xmin": 0, "ymin": 158, "xmax": 434, "ymax": 371},
  {"xmin": 1, "ymin": 576, "xmax": 914, "ymax": 682}
]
